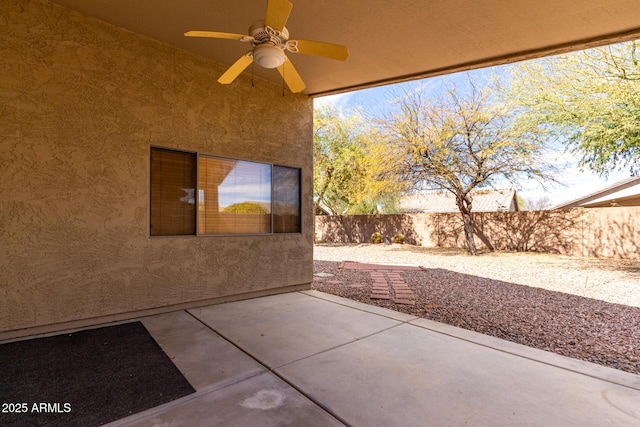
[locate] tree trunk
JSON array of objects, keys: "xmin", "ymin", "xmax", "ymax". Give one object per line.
[
  {"xmin": 461, "ymin": 211, "xmax": 478, "ymax": 255},
  {"xmin": 313, "ymin": 170, "xmax": 333, "ymax": 214},
  {"xmin": 456, "ymin": 193, "xmax": 478, "ymax": 255}
]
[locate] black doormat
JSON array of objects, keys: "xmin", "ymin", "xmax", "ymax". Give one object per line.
[{"xmin": 0, "ymin": 321, "xmax": 195, "ymax": 427}]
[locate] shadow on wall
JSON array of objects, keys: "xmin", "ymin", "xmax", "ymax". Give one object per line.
[
  {"xmin": 427, "ymin": 209, "xmax": 638, "ymax": 257},
  {"xmin": 472, "ymin": 210, "xmax": 581, "ymax": 254},
  {"xmin": 428, "ymin": 211, "xmax": 579, "ymax": 254},
  {"xmin": 315, "ymin": 214, "xmax": 421, "ymax": 245},
  {"xmin": 586, "ymin": 209, "xmax": 640, "ymax": 259},
  {"xmin": 315, "ymin": 207, "xmax": 640, "ymax": 260}
]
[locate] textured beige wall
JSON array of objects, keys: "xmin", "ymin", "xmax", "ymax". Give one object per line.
[{"xmin": 0, "ymin": 0, "xmax": 314, "ymax": 338}]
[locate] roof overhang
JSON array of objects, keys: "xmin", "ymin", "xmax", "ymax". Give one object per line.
[
  {"xmin": 551, "ymin": 177, "xmax": 640, "ymax": 209},
  {"xmin": 51, "ymin": 0, "xmax": 640, "ymax": 96}
]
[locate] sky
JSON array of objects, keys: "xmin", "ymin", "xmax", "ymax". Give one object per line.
[{"xmin": 313, "ymin": 67, "xmax": 631, "ymax": 208}]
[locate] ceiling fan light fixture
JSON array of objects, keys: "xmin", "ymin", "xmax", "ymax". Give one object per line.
[
  {"xmin": 184, "ymin": 0, "xmax": 346, "ymax": 93},
  {"xmin": 253, "ymin": 44, "xmax": 286, "ymax": 69}
]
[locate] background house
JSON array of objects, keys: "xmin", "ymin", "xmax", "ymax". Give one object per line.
[
  {"xmin": 2, "ymin": 0, "xmax": 639, "ymax": 339},
  {"xmin": 399, "ymin": 189, "xmax": 520, "ymax": 213},
  {"xmin": 551, "ymin": 176, "xmax": 640, "ymax": 209}
]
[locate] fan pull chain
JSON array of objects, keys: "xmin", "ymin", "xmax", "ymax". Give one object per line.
[
  {"xmin": 282, "ymin": 65, "xmax": 285, "ymax": 96},
  {"xmin": 251, "ymin": 60, "xmax": 255, "ymax": 87}
]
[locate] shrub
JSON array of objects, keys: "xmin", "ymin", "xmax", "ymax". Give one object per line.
[
  {"xmin": 393, "ymin": 233, "xmax": 405, "ymax": 244},
  {"xmin": 371, "ymin": 232, "xmax": 383, "ymax": 244}
]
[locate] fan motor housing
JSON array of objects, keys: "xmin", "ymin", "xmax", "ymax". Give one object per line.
[{"xmin": 249, "ymin": 20, "xmax": 289, "ymax": 44}]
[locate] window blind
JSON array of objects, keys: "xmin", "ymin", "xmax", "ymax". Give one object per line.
[
  {"xmin": 150, "ymin": 148, "xmax": 196, "ymax": 236},
  {"xmin": 199, "ymin": 156, "xmax": 271, "ymax": 234}
]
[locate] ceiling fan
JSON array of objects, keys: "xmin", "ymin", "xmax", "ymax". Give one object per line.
[{"xmin": 184, "ymin": 0, "xmax": 348, "ymax": 93}]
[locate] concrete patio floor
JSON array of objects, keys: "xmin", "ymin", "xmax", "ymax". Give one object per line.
[{"xmin": 108, "ymin": 290, "xmax": 640, "ymax": 426}]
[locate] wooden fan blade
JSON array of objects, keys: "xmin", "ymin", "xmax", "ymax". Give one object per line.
[
  {"xmin": 184, "ymin": 31, "xmax": 250, "ymax": 41},
  {"xmin": 291, "ymin": 39, "xmax": 348, "ymax": 61},
  {"xmin": 265, "ymin": 0, "xmax": 293, "ymax": 32},
  {"xmin": 277, "ymin": 58, "xmax": 305, "ymax": 93},
  {"xmin": 218, "ymin": 54, "xmax": 254, "ymax": 84}
]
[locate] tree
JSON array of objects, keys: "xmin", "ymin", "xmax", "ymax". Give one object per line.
[
  {"xmin": 314, "ymin": 105, "xmax": 401, "ymax": 214},
  {"xmin": 224, "ymin": 202, "xmax": 268, "ymax": 214},
  {"xmin": 509, "ymin": 40, "xmax": 640, "ymax": 177},
  {"xmin": 376, "ymin": 78, "xmax": 558, "ymax": 255},
  {"xmin": 313, "ymin": 105, "xmax": 365, "ymax": 214},
  {"xmin": 524, "ymin": 196, "xmax": 552, "ymax": 211}
]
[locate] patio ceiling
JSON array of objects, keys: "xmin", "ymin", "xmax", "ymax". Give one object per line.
[{"xmin": 51, "ymin": 0, "xmax": 640, "ymax": 96}]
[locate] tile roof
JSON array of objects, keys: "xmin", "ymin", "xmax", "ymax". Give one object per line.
[{"xmin": 398, "ymin": 189, "xmax": 518, "ymax": 213}]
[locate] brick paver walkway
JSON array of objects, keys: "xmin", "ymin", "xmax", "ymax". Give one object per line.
[{"xmin": 340, "ymin": 261, "xmax": 424, "ymax": 306}]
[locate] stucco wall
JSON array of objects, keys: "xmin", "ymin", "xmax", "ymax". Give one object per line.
[
  {"xmin": 315, "ymin": 207, "xmax": 640, "ymax": 260},
  {"xmin": 0, "ymin": 0, "xmax": 314, "ymax": 338}
]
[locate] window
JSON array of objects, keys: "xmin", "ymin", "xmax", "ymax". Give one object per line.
[
  {"xmin": 199, "ymin": 156, "xmax": 271, "ymax": 234},
  {"xmin": 273, "ymin": 166, "xmax": 301, "ymax": 233},
  {"xmin": 150, "ymin": 148, "xmax": 196, "ymax": 236},
  {"xmin": 150, "ymin": 147, "xmax": 301, "ymax": 236}
]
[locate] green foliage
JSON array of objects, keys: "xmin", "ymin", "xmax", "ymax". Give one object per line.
[
  {"xmin": 508, "ymin": 40, "xmax": 640, "ymax": 177},
  {"xmin": 349, "ymin": 199, "xmax": 380, "ymax": 215},
  {"xmin": 313, "ymin": 105, "xmax": 364, "ymax": 214},
  {"xmin": 378, "ymin": 197, "xmax": 401, "ymax": 214},
  {"xmin": 371, "ymin": 232, "xmax": 383, "ymax": 244},
  {"xmin": 223, "ymin": 202, "xmax": 268, "ymax": 214},
  {"xmin": 313, "ymin": 105, "xmax": 406, "ymax": 215}
]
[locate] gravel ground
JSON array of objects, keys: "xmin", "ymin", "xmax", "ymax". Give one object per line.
[{"xmin": 312, "ymin": 243, "xmax": 640, "ymax": 374}]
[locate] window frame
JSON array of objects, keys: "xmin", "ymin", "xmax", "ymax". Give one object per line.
[{"xmin": 150, "ymin": 146, "xmax": 302, "ymax": 237}]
